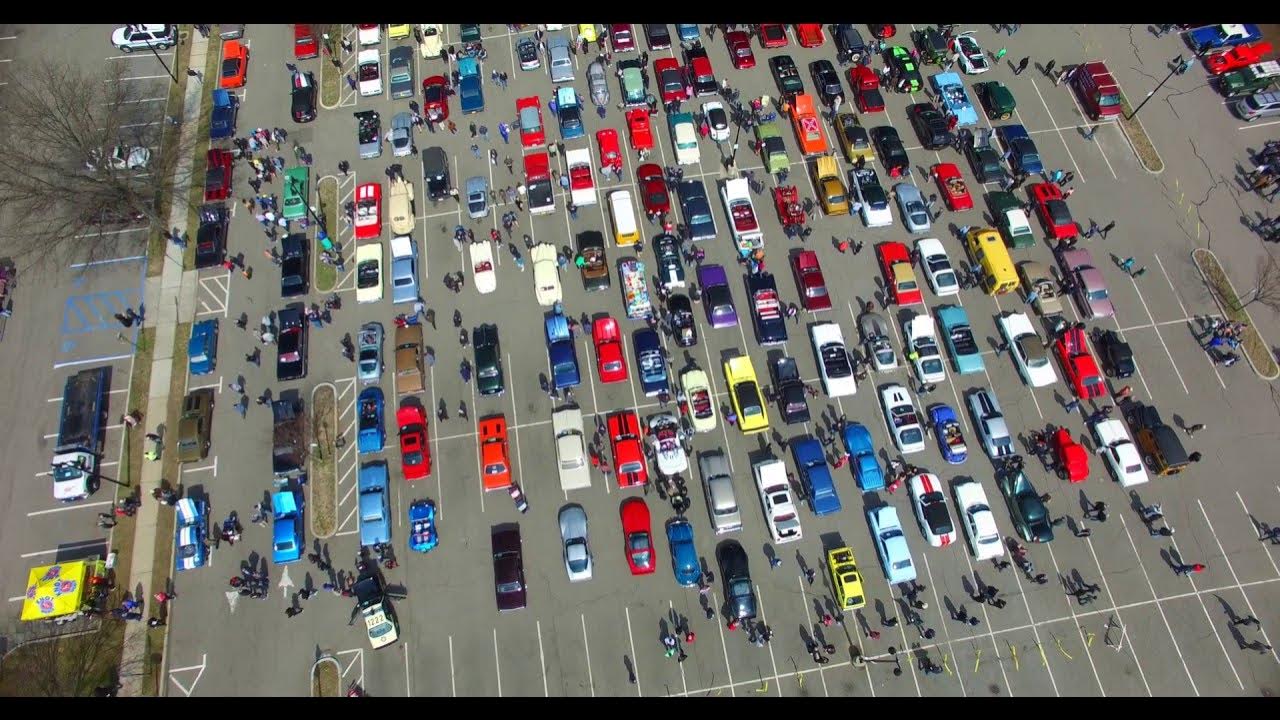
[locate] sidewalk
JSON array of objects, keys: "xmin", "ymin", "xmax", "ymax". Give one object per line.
[{"xmin": 120, "ymin": 30, "xmax": 208, "ymax": 698}]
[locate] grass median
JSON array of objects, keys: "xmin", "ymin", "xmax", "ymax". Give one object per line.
[
  {"xmin": 1193, "ymin": 248, "xmax": 1280, "ymax": 379},
  {"xmin": 1117, "ymin": 96, "xmax": 1164, "ymax": 173},
  {"xmin": 318, "ymin": 24, "xmax": 343, "ymax": 108},
  {"xmin": 312, "ymin": 657, "xmax": 341, "ymax": 697},
  {"xmin": 315, "ymin": 176, "xmax": 338, "ymax": 292},
  {"xmin": 311, "ymin": 384, "xmax": 337, "ymax": 538}
]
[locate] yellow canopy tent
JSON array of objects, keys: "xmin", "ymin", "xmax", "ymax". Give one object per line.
[{"xmin": 20, "ymin": 559, "xmax": 106, "ymax": 622}]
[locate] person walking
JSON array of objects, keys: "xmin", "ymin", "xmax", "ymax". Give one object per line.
[
  {"xmin": 1184, "ymin": 422, "xmax": 1205, "ymax": 436},
  {"xmin": 1014, "ymin": 56, "xmax": 1030, "ymax": 75},
  {"xmin": 1173, "ymin": 562, "xmax": 1206, "ymax": 576},
  {"xmin": 1082, "ymin": 125, "xmax": 1099, "ymax": 141},
  {"xmin": 1043, "ymin": 59, "xmax": 1056, "ymax": 78},
  {"xmin": 285, "ymin": 605, "xmax": 304, "ymax": 618}
]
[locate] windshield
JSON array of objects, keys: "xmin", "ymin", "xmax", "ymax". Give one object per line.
[
  {"xmin": 1087, "ymin": 288, "xmax": 1110, "ymax": 302},
  {"xmin": 901, "ymin": 428, "xmax": 923, "ymax": 446}
]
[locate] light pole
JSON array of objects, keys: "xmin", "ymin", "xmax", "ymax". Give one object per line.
[
  {"xmin": 852, "ymin": 645, "xmax": 903, "ymax": 676},
  {"xmin": 1126, "ymin": 50, "xmax": 1206, "ymax": 121},
  {"xmin": 132, "ymin": 25, "xmax": 179, "ymax": 85}
]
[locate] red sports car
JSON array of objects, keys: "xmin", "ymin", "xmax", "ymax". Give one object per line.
[
  {"xmin": 204, "ymin": 149, "xmax": 233, "ymax": 201},
  {"xmin": 219, "ymin": 39, "xmax": 248, "ymax": 90},
  {"xmin": 608, "ymin": 410, "xmax": 649, "ymax": 488},
  {"xmin": 790, "ymin": 249, "xmax": 832, "ymax": 311},
  {"xmin": 598, "ymin": 128, "xmax": 623, "ymax": 176},
  {"xmin": 869, "ymin": 24, "xmax": 896, "ymax": 39},
  {"xmin": 626, "ymin": 110, "xmax": 653, "ymax": 153},
  {"xmin": 655, "ymin": 57, "xmax": 686, "ymax": 104},
  {"xmin": 1029, "ymin": 182, "xmax": 1077, "ymax": 241},
  {"xmin": 850, "ymin": 66, "xmax": 885, "ymax": 113},
  {"xmin": 795, "ymin": 24, "xmax": 825, "ymax": 48},
  {"xmin": 593, "ymin": 316, "xmax": 628, "ymax": 383},
  {"xmin": 1051, "ymin": 427, "xmax": 1089, "ymax": 483},
  {"xmin": 1054, "ymin": 325, "xmax": 1105, "ymax": 400},
  {"xmin": 516, "ymin": 96, "xmax": 545, "ymax": 149},
  {"xmin": 479, "ymin": 414, "xmax": 513, "ymax": 491},
  {"xmin": 610, "ymin": 23, "xmax": 637, "ymax": 53},
  {"xmin": 397, "ymin": 405, "xmax": 431, "ymax": 481},
  {"xmin": 758, "ymin": 23, "xmax": 788, "ymax": 49},
  {"xmin": 1205, "ymin": 41, "xmax": 1273, "ymax": 75},
  {"xmin": 620, "ymin": 497, "xmax": 655, "ymax": 574},
  {"xmin": 876, "ymin": 241, "xmax": 923, "ymax": 306},
  {"xmin": 932, "ymin": 163, "xmax": 973, "ymax": 212},
  {"xmin": 353, "ymin": 182, "xmax": 382, "ymax": 240},
  {"xmin": 725, "ymin": 31, "xmax": 756, "ymax": 69},
  {"xmin": 422, "ymin": 75, "xmax": 449, "ymax": 121},
  {"xmin": 636, "ymin": 163, "xmax": 670, "ymax": 216}
]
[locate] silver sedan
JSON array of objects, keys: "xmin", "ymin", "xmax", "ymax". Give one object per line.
[
  {"xmin": 559, "ymin": 505, "xmax": 593, "ymax": 582},
  {"xmin": 894, "ymin": 182, "xmax": 932, "ymax": 233}
]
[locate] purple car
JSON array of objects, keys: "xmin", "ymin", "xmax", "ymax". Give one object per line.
[{"xmin": 697, "ymin": 264, "xmax": 737, "ymax": 328}]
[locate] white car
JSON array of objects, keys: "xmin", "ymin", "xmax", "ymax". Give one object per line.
[
  {"xmin": 680, "ymin": 368, "xmax": 717, "ymax": 433},
  {"xmin": 914, "ymin": 238, "xmax": 958, "ymax": 297},
  {"xmin": 355, "ymin": 242, "xmax": 383, "ymax": 304},
  {"xmin": 358, "ymin": 24, "xmax": 381, "ymax": 46},
  {"xmin": 1090, "ymin": 419, "xmax": 1148, "ymax": 488},
  {"xmin": 531, "ymin": 242, "xmax": 562, "ymax": 306},
  {"xmin": 388, "ymin": 177, "xmax": 414, "ymax": 235},
  {"xmin": 471, "ymin": 241, "xmax": 496, "ymax": 295},
  {"xmin": 997, "ymin": 311, "xmax": 1058, "ymax": 388},
  {"xmin": 647, "ymin": 413, "xmax": 689, "ymax": 476},
  {"xmin": 880, "ymin": 383, "xmax": 926, "ymax": 455},
  {"xmin": 950, "ymin": 33, "xmax": 990, "ymax": 75},
  {"xmin": 670, "ymin": 112, "xmax": 700, "ymax": 165},
  {"xmin": 703, "ymin": 100, "xmax": 731, "ymax": 142},
  {"xmin": 558, "ymin": 505, "xmax": 593, "ymax": 583},
  {"xmin": 86, "ymin": 145, "xmax": 152, "ymax": 172},
  {"xmin": 565, "ymin": 147, "xmax": 597, "ymax": 207},
  {"xmin": 419, "ymin": 24, "xmax": 443, "ymax": 59},
  {"xmin": 908, "ymin": 473, "xmax": 957, "ymax": 547},
  {"xmin": 905, "ymin": 314, "xmax": 947, "ymax": 385},
  {"xmin": 552, "ymin": 407, "xmax": 591, "ymax": 491},
  {"xmin": 953, "ymin": 480, "xmax": 1005, "ymax": 560},
  {"xmin": 720, "ymin": 177, "xmax": 763, "ymax": 252},
  {"xmin": 850, "ymin": 167, "xmax": 893, "ymax": 228},
  {"xmin": 810, "ymin": 322, "xmax": 857, "ymax": 398},
  {"xmin": 755, "ymin": 458, "xmax": 803, "ymax": 545},
  {"xmin": 389, "ymin": 235, "xmax": 417, "ymax": 304},
  {"xmin": 966, "ymin": 388, "xmax": 1014, "ymax": 460},
  {"xmin": 111, "ymin": 24, "xmax": 177, "ymax": 52},
  {"xmin": 357, "ymin": 49, "xmax": 382, "ymax": 97}
]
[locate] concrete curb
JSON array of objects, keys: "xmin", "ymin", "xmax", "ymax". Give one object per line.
[
  {"xmin": 310, "ymin": 654, "xmax": 341, "ymax": 697},
  {"xmin": 1189, "ymin": 248, "xmax": 1280, "ymax": 381},
  {"xmin": 310, "ymin": 382, "xmax": 339, "ymax": 539}
]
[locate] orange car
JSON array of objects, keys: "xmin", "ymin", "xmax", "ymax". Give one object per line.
[
  {"xmin": 479, "ymin": 414, "xmax": 513, "ymax": 491},
  {"xmin": 219, "ymin": 39, "xmax": 248, "ymax": 90},
  {"xmin": 790, "ymin": 93, "xmax": 827, "ymax": 156}
]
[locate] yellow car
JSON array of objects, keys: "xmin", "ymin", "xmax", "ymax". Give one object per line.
[
  {"xmin": 578, "ymin": 24, "xmax": 598, "ymax": 44},
  {"xmin": 835, "ymin": 113, "xmax": 876, "ymax": 166},
  {"xmin": 827, "ymin": 546, "xmax": 867, "ymax": 611},
  {"xmin": 387, "ymin": 24, "xmax": 412, "ymax": 40},
  {"xmin": 723, "ymin": 355, "xmax": 769, "ymax": 435}
]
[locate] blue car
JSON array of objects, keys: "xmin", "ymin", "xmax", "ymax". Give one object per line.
[
  {"xmin": 996, "ymin": 124, "xmax": 1042, "ymax": 176},
  {"xmin": 210, "ymin": 89, "xmax": 238, "ymax": 140},
  {"xmin": 358, "ymin": 462, "xmax": 391, "ymax": 547},
  {"xmin": 174, "ymin": 498, "xmax": 208, "ymax": 572},
  {"xmin": 666, "ymin": 517, "xmax": 701, "ymax": 586},
  {"xmin": 188, "ymin": 319, "xmax": 219, "ymax": 376},
  {"xmin": 868, "ymin": 504, "xmax": 917, "ymax": 584},
  {"xmin": 457, "ymin": 57, "xmax": 484, "ymax": 114},
  {"xmin": 842, "ymin": 422, "xmax": 885, "ymax": 491},
  {"xmin": 1185, "ymin": 24, "xmax": 1262, "ymax": 51},
  {"xmin": 545, "ymin": 311, "xmax": 581, "ymax": 390},
  {"xmin": 271, "ymin": 489, "xmax": 304, "ymax": 564},
  {"xmin": 936, "ymin": 305, "xmax": 984, "ymax": 375},
  {"xmin": 928, "ymin": 403, "xmax": 968, "ymax": 464},
  {"xmin": 357, "ymin": 387, "xmax": 385, "ymax": 454},
  {"xmin": 633, "ymin": 329, "xmax": 669, "ymax": 397},
  {"xmin": 556, "ymin": 86, "xmax": 585, "ymax": 140},
  {"xmin": 676, "ymin": 24, "xmax": 700, "ymax": 42},
  {"xmin": 792, "ymin": 437, "xmax": 842, "ymax": 516},
  {"xmin": 931, "ymin": 72, "xmax": 978, "ymax": 128}
]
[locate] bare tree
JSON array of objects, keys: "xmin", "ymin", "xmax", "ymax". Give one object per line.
[
  {"xmin": 0, "ymin": 59, "xmax": 197, "ymax": 268},
  {"xmin": 0, "ymin": 619, "xmax": 125, "ymax": 696},
  {"xmin": 1240, "ymin": 254, "xmax": 1280, "ymax": 312}
]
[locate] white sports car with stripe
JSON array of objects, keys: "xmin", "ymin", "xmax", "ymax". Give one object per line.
[
  {"xmin": 175, "ymin": 498, "xmax": 209, "ymax": 571},
  {"xmin": 908, "ymin": 473, "xmax": 957, "ymax": 547}
]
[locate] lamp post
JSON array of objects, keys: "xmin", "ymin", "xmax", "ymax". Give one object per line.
[
  {"xmin": 287, "ymin": 175, "xmax": 327, "ymax": 234},
  {"xmin": 1126, "ymin": 49, "xmax": 1206, "ymax": 121},
  {"xmin": 132, "ymin": 25, "xmax": 179, "ymax": 85},
  {"xmin": 852, "ymin": 646, "xmax": 903, "ymax": 676}
]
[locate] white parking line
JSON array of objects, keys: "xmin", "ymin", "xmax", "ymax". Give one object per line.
[
  {"xmin": 711, "ymin": 591, "xmax": 736, "ymax": 696},
  {"xmin": 918, "ymin": 554, "xmax": 968, "ymax": 695},
  {"xmin": 1195, "ymin": 499, "xmax": 1279, "ymax": 666},
  {"xmin": 1238, "ymin": 119, "xmax": 1280, "ymax": 131},
  {"xmin": 1236, "ymin": 491, "xmax": 1280, "ymax": 577},
  {"xmin": 492, "ymin": 627, "xmax": 503, "ymax": 696},
  {"xmin": 580, "ymin": 613, "xmax": 596, "ymax": 696},
  {"xmin": 753, "ymin": 586, "xmax": 783, "ymax": 695},
  {"xmin": 624, "ymin": 605, "xmax": 642, "ymax": 696},
  {"xmin": 28, "ymin": 500, "xmax": 113, "ymax": 517},
  {"xmin": 20, "ymin": 539, "xmax": 106, "ymax": 559},
  {"xmin": 1078, "ymin": 530, "xmax": 1153, "ymax": 694},
  {"xmin": 536, "ymin": 619, "xmax": 550, "ymax": 696},
  {"xmin": 1153, "ymin": 253, "xmax": 1224, "ymax": 388},
  {"xmin": 1025, "ymin": 77, "xmax": 1087, "ymax": 184},
  {"xmin": 1120, "ymin": 258, "xmax": 1189, "ymax": 394},
  {"xmin": 448, "ymin": 635, "xmax": 457, "ymax": 697}
]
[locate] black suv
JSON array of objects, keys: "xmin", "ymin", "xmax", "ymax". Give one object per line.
[
  {"xmin": 473, "ymin": 323, "xmax": 504, "ymax": 396},
  {"xmin": 832, "ymin": 24, "xmax": 867, "ymax": 65},
  {"xmin": 909, "ymin": 103, "xmax": 953, "ymax": 150},
  {"xmin": 1093, "ymin": 328, "xmax": 1135, "ymax": 379},
  {"xmin": 279, "ymin": 233, "xmax": 308, "ymax": 298},
  {"xmin": 194, "ymin": 204, "xmax": 228, "ymax": 269},
  {"xmin": 291, "ymin": 72, "xmax": 317, "ymax": 123}
]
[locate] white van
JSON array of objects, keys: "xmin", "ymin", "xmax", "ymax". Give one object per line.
[{"xmin": 609, "ymin": 190, "xmax": 640, "ymax": 247}]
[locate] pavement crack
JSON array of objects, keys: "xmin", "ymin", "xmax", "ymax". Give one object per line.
[{"xmin": 1122, "ymin": 24, "xmax": 1144, "ymax": 66}]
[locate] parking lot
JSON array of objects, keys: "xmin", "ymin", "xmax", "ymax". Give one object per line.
[{"xmin": 3, "ymin": 23, "xmax": 1279, "ymax": 697}]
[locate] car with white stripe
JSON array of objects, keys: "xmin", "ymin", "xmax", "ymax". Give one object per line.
[{"xmin": 908, "ymin": 473, "xmax": 957, "ymax": 547}]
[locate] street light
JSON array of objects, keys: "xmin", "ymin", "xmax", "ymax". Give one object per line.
[
  {"xmin": 130, "ymin": 25, "xmax": 179, "ymax": 85},
  {"xmin": 1126, "ymin": 49, "xmax": 1207, "ymax": 121},
  {"xmin": 852, "ymin": 646, "xmax": 903, "ymax": 676},
  {"xmin": 287, "ymin": 175, "xmax": 327, "ymax": 234}
]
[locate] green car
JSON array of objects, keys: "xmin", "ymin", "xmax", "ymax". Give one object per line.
[
  {"xmin": 618, "ymin": 59, "xmax": 647, "ymax": 107},
  {"xmin": 887, "ymin": 46, "xmax": 922, "ymax": 92},
  {"xmin": 474, "ymin": 323, "xmax": 504, "ymax": 396},
  {"xmin": 986, "ymin": 191, "xmax": 1035, "ymax": 249},
  {"xmin": 755, "ymin": 121, "xmax": 789, "ymax": 174},
  {"xmin": 460, "ymin": 24, "xmax": 482, "ymax": 43},
  {"xmin": 976, "ymin": 81, "xmax": 1016, "ymax": 121},
  {"xmin": 282, "ymin": 166, "xmax": 309, "ymax": 221},
  {"xmin": 1219, "ymin": 62, "xmax": 1280, "ymax": 99}
]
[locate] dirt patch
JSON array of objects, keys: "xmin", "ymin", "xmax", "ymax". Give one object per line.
[
  {"xmin": 312, "ymin": 656, "xmax": 341, "ymax": 697},
  {"xmin": 1192, "ymin": 248, "xmax": 1280, "ymax": 379},
  {"xmin": 1116, "ymin": 95, "xmax": 1165, "ymax": 173},
  {"xmin": 315, "ymin": 176, "xmax": 338, "ymax": 292},
  {"xmin": 318, "ymin": 24, "xmax": 343, "ymax": 108},
  {"xmin": 311, "ymin": 384, "xmax": 337, "ymax": 537}
]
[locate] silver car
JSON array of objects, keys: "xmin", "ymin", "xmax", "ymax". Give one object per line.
[
  {"xmin": 390, "ymin": 112, "xmax": 413, "ymax": 158},
  {"xmin": 966, "ymin": 388, "xmax": 1014, "ymax": 460},
  {"xmin": 699, "ymin": 451, "xmax": 742, "ymax": 534},
  {"xmin": 357, "ymin": 322, "xmax": 383, "ymax": 384},
  {"xmin": 587, "ymin": 60, "xmax": 610, "ymax": 108},
  {"xmin": 558, "ymin": 505, "xmax": 593, "ymax": 582},
  {"xmin": 1059, "ymin": 249, "xmax": 1114, "ymax": 319},
  {"xmin": 548, "ymin": 34, "xmax": 574, "ymax": 83},
  {"xmin": 894, "ymin": 182, "xmax": 931, "ymax": 233},
  {"xmin": 859, "ymin": 311, "xmax": 897, "ymax": 372},
  {"xmin": 466, "ymin": 176, "xmax": 489, "ymax": 219}
]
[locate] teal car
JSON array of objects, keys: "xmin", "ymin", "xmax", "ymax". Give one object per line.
[
  {"xmin": 937, "ymin": 305, "xmax": 984, "ymax": 375},
  {"xmin": 474, "ymin": 323, "xmax": 505, "ymax": 396}
]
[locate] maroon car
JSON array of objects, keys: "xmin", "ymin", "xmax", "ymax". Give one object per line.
[
  {"xmin": 204, "ymin": 149, "xmax": 234, "ymax": 202},
  {"xmin": 790, "ymin": 250, "xmax": 832, "ymax": 311},
  {"xmin": 636, "ymin": 163, "xmax": 670, "ymax": 216},
  {"xmin": 610, "ymin": 24, "xmax": 637, "ymax": 53},
  {"xmin": 491, "ymin": 526, "xmax": 527, "ymax": 611}
]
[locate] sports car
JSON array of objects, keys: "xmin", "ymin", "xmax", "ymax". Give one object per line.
[
  {"xmin": 894, "ymin": 182, "xmax": 931, "ymax": 233},
  {"xmin": 938, "ymin": 305, "xmax": 984, "ymax": 375},
  {"xmin": 810, "ymin": 321, "xmax": 857, "ymax": 398},
  {"xmin": 1052, "ymin": 427, "xmax": 1090, "ymax": 483},
  {"xmin": 654, "ymin": 235, "xmax": 685, "ymax": 288},
  {"xmin": 1030, "ymin": 182, "xmax": 1077, "ymax": 241},
  {"xmin": 637, "ymin": 163, "xmax": 670, "ymax": 217},
  {"xmin": 886, "ymin": 45, "xmax": 922, "ymax": 92},
  {"xmin": 479, "ymin": 414, "xmax": 513, "ymax": 491},
  {"xmin": 877, "ymin": 241, "xmax": 923, "ymax": 306},
  {"xmin": 1055, "ymin": 325, "xmax": 1106, "ymax": 399},
  {"xmin": 868, "ymin": 504, "xmax": 917, "ymax": 584},
  {"xmin": 516, "ymin": 96, "xmax": 545, "ymax": 148},
  {"xmin": 397, "ymin": 405, "xmax": 431, "ymax": 481},
  {"xmin": 517, "ymin": 37, "xmax": 540, "ymax": 70},
  {"xmin": 354, "ymin": 182, "xmax": 382, "ymax": 240},
  {"xmin": 422, "ymin": 75, "xmax": 449, "ymax": 121},
  {"xmin": 621, "ymin": 498, "xmax": 656, "ymax": 574},
  {"xmin": 174, "ymin": 498, "xmax": 208, "ymax": 571},
  {"xmin": 356, "ymin": 321, "xmax": 382, "ymax": 384},
  {"xmin": 953, "ymin": 480, "xmax": 1004, "ymax": 560},
  {"xmin": 592, "ymin": 316, "xmax": 628, "ymax": 384},
  {"xmin": 756, "ymin": 463, "xmax": 803, "ymax": 545},
  {"xmin": 634, "ymin": 328, "xmax": 670, "ymax": 397},
  {"xmin": 929, "ymin": 403, "xmax": 968, "ymax": 464},
  {"xmin": 1059, "ymin": 248, "xmax": 1114, "ymax": 319},
  {"xmin": 880, "ymin": 383, "xmax": 926, "ymax": 454},
  {"xmin": 906, "ymin": 313, "xmax": 946, "ymax": 384},
  {"xmin": 724, "ymin": 354, "xmax": 769, "ymax": 434},
  {"xmin": 932, "ymin": 163, "xmax": 974, "ymax": 212},
  {"xmin": 1205, "ymin": 41, "xmax": 1273, "ymax": 75},
  {"xmin": 967, "ymin": 388, "xmax": 1014, "ymax": 460},
  {"xmin": 646, "ymin": 413, "xmax": 688, "ymax": 476},
  {"xmin": 609, "ymin": 410, "xmax": 649, "ymax": 487},
  {"xmin": 559, "ymin": 505, "xmax": 593, "ymax": 583},
  {"xmin": 758, "ymin": 23, "xmax": 788, "ymax": 49},
  {"xmin": 726, "ymin": 30, "xmax": 756, "ymax": 69},
  {"xmin": 680, "ymin": 368, "xmax": 717, "ymax": 433},
  {"xmin": 843, "ymin": 421, "xmax": 885, "ymax": 491},
  {"xmin": 909, "ymin": 473, "xmax": 957, "ymax": 547},
  {"xmin": 997, "ymin": 311, "xmax": 1057, "ymax": 387},
  {"xmin": 791, "ymin": 250, "xmax": 832, "ymax": 311},
  {"xmin": 860, "ymin": 310, "xmax": 897, "ymax": 372},
  {"xmin": 703, "ymin": 100, "xmax": 731, "ymax": 142},
  {"xmin": 950, "ymin": 33, "xmax": 990, "ymax": 75},
  {"xmin": 219, "ymin": 39, "xmax": 248, "ymax": 89}
]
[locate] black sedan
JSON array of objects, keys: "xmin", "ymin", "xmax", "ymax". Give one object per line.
[
  {"xmin": 908, "ymin": 103, "xmax": 952, "ymax": 150},
  {"xmin": 961, "ymin": 130, "xmax": 1006, "ymax": 183},
  {"xmin": 668, "ymin": 293, "xmax": 697, "ymax": 347},
  {"xmin": 279, "ymin": 233, "xmax": 308, "ymax": 298},
  {"xmin": 716, "ymin": 540, "xmax": 757, "ymax": 620},
  {"xmin": 871, "ymin": 125, "xmax": 910, "ymax": 178},
  {"xmin": 291, "ymin": 71, "xmax": 317, "ymax": 123},
  {"xmin": 809, "ymin": 59, "xmax": 843, "ymax": 107},
  {"xmin": 643, "ymin": 23, "xmax": 671, "ymax": 51},
  {"xmin": 769, "ymin": 356, "xmax": 810, "ymax": 425},
  {"xmin": 491, "ymin": 526, "xmax": 527, "ymax": 611},
  {"xmin": 769, "ymin": 55, "xmax": 805, "ymax": 97}
]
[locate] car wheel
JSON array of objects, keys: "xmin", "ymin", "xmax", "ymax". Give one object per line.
[
  {"xmin": 1143, "ymin": 454, "xmax": 1156, "ymax": 469},
  {"xmin": 157, "ymin": 43, "xmax": 171, "ymax": 51},
  {"xmin": 120, "ymin": 45, "xmax": 134, "ymax": 53},
  {"xmin": 1055, "ymin": 468, "xmax": 1067, "ymax": 480}
]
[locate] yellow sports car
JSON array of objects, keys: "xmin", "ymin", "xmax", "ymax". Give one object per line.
[
  {"xmin": 827, "ymin": 546, "xmax": 867, "ymax": 611},
  {"xmin": 387, "ymin": 24, "xmax": 412, "ymax": 40},
  {"xmin": 835, "ymin": 113, "xmax": 876, "ymax": 165},
  {"xmin": 723, "ymin": 355, "xmax": 769, "ymax": 435}
]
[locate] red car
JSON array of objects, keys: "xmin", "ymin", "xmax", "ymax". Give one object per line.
[
  {"xmin": 1051, "ymin": 428, "xmax": 1089, "ymax": 483},
  {"xmin": 219, "ymin": 39, "xmax": 248, "ymax": 90},
  {"xmin": 593, "ymin": 316, "xmax": 628, "ymax": 383},
  {"xmin": 397, "ymin": 405, "xmax": 431, "ymax": 481},
  {"xmin": 1054, "ymin": 326, "xmax": 1105, "ymax": 400},
  {"xmin": 479, "ymin": 414, "xmax": 513, "ymax": 491},
  {"xmin": 725, "ymin": 31, "xmax": 756, "ymax": 69},
  {"xmin": 293, "ymin": 24, "xmax": 319, "ymax": 60},
  {"xmin": 795, "ymin": 24, "xmax": 825, "ymax": 48},
  {"xmin": 516, "ymin": 96, "xmax": 545, "ymax": 149},
  {"xmin": 869, "ymin": 24, "xmax": 896, "ymax": 39},
  {"xmin": 620, "ymin": 497, "xmax": 655, "ymax": 574},
  {"xmin": 626, "ymin": 110, "xmax": 653, "ymax": 153},
  {"xmin": 850, "ymin": 66, "xmax": 885, "ymax": 113},
  {"xmin": 790, "ymin": 250, "xmax": 832, "ymax": 311},
  {"xmin": 758, "ymin": 24, "xmax": 788, "ymax": 49},
  {"xmin": 932, "ymin": 163, "xmax": 973, "ymax": 212},
  {"xmin": 608, "ymin": 410, "xmax": 649, "ymax": 488},
  {"xmin": 353, "ymin": 182, "xmax": 382, "ymax": 240},
  {"xmin": 204, "ymin": 149, "xmax": 233, "ymax": 201},
  {"xmin": 1029, "ymin": 182, "xmax": 1077, "ymax": 241},
  {"xmin": 1205, "ymin": 41, "xmax": 1273, "ymax": 75},
  {"xmin": 610, "ymin": 24, "xmax": 637, "ymax": 53},
  {"xmin": 597, "ymin": 128, "xmax": 623, "ymax": 175},
  {"xmin": 876, "ymin": 241, "xmax": 923, "ymax": 306},
  {"xmin": 636, "ymin": 163, "xmax": 670, "ymax": 216},
  {"xmin": 655, "ymin": 57, "xmax": 686, "ymax": 104},
  {"xmin": 422, "ymin": 75, "xmax": 449, "ymax": 121}
]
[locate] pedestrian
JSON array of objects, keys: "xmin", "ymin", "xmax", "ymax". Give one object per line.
[
  {"xmin": 447, "ymin": 120, "xmax": 457, "ymax": 135},
  {"xmin": 285, "ymin": 606, "xmax": 304, "ymax": 618},
  {"xmin": 147, "ymin": 616, "xmax": 166, "ymax": 628},
  {"xmin": 1082, "ymin": 125, "xmax": 1098, "ymax": 141},
  {"xmin": 1173, "ymin": 562, "xmax": 1206, "ymax": 576},
  {"xmin": 1120, "ymin": 257, "xmax": 1136, "ymax": 273},
  {"xmin": 187, "ymin": 68, "xmax": 202, "ymax": 82},
  {"xmin": 1131, "ymin": 267, "xmax": 1146, "ymax": 278},
  {"xmin": 499, "ymin": 122, "xmax": 510, "ymax": 144},
  {"xmin": 1189, "ymin": 451, "xmax": 1202, "ymax": 463},
  {"xmin": 154, "ymin": 591, "xmax": 174, "ymax": 605},
  {"xmin": 345, "ymin": 74, "xmax": 356, "ymax": 91},
  {"xmin": 1043, "ymin": 59, "xmax": 1056, "ymax": 78},
  {"xmin": 1085, "ymin": 501, "xmax": 1108, "ymax": 522}
]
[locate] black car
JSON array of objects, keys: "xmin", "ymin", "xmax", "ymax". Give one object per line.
[
  {"xmin": 748, "ymin": 273, "xmax": 787, "ymax": 345},
  {"xmin": 291, "ymin": 71, "xmax": 317, "ymax": 123},
  {"xmin": 275, "ymin": 304, "xmax": 307, "ymax": 381},
  {"xmin": 194, "ymin": 204, "xmax": 227, "ymax": 269},
  {"xmin": 769, "ymin": 356, "xmax": 810, "ymax": 425},
  {"xmin": 644, "ymin": 23, "xmax": 671, "ymax": 50},
  {"xmin": 908, "ymin": 103, "xmax": 953, "ymax": 150},
  {"xmin": 577, "ymin": 231, "xmax": 611, "ymax": 292},
  {"xmin": 769, "ymin": 55, "xmax": 804, "ymax": 97},
  {"xmin": 910, "ymin": 27, "xmax": 948, "ymax": 64},
  {"xmin": 961, "ymin": 130, "xmax": 1006, "ymax": 183},
  {"xmin": 871, "ymin": 126, "xmax": 910, "ymax": 177},
  {"xmin": 809, "ymin": 59, "xmax": 844, "ymax": 107},
  {"xmin": 1093, "ymin": 328, "xmax": 1135, "ymax": 379},
  {"xmin": 677, "ymin": 180, "xmax": 716, "ymax": 242},
  {"xmin": 516, "ymin": 38, "xmax": 539, "ymax": 70},
  {"xmin": 833, "ymin": 24, "xmax": 867, "ymax": 65},
  {"xmin": 716, "ymin": 540, "xmax": 757, "ymax": 620},
  {"xmin": 474, "ymin": 323, "xmax": 504, "ymax": 396},
  {"xmin": 422, "ymin": 147, "xmax": 450, "ymax": 201},
  {"xmin": 491, "ymin": 526, "xmax": 527, "ymax": 612},
  {"xmin": 653, "ymin": 234, "xmax": 685, "ymax": 288},
  {"xmin": 668, "ymin": 293, "xmax": 697, "ymax": 347},
  {"xmin": 279, "ymin": 233, "xmax": 308, "ymax": 297}
]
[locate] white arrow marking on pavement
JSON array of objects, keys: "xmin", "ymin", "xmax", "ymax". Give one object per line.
[
  {"xmin": 279, "ymin": 565, "xmax": 294, "ymax": 599},
  {"xmin": 225, "ymin": 590, "xmax": 239, "ymax": 613}
]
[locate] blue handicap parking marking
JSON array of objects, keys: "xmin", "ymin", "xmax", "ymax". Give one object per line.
[
  {"xmin": 61, "ymin": 291, "xmax": 134, "ymax": 335},
  {"xmin": 60, "ymin": 337, "xmax": 77, "ymax": 353}
]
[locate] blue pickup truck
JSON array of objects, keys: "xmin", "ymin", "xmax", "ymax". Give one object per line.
[{"xmin": 546, "ymin": 311, "xmax": 581, "ymax": 390}]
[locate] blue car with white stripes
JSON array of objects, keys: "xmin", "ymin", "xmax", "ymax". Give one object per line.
[{"xmin": 175, "ymin": 498, "xmax": 208, "ymax": 572}]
